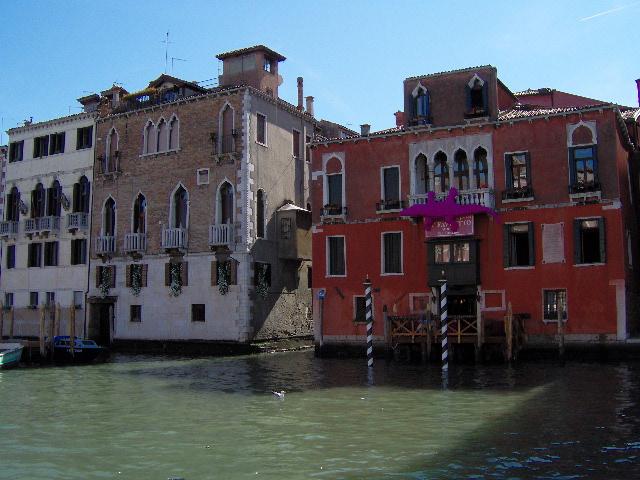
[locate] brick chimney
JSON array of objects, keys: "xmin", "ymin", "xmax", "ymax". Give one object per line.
[
  {"xmin": 360, "ymin": 124, "xmax": 370, "ymax": 136},
  {"xmin": 394, "ymin": 111, "xmax": 405, "ymax": 127},
  {"xmin": 297, "ymin": 77, "xmax": 304, "ymax": 111},
  {"xmin": 305, "ymin": 96, "xmax": 314, "ymax": 117}
]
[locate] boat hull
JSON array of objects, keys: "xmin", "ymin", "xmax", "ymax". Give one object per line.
[
  {"xmin": 0, "ymin": 343, "xmax": 24, "ymax": 369},
  {"xmin": 53, "ymin": 346, "xmax": 105, "ymax": 364}
]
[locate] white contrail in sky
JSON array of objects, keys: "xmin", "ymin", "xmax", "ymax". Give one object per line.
[{"xmin": 579, "ymin": 2, "xmax": 640, "ymax": 21}]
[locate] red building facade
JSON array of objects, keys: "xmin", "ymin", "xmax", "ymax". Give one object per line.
[{"xmin": 310, "ymin": 66, "xmax": 640, "ymax": 352}]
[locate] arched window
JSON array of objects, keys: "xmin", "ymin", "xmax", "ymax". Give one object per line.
[
  {"xmin": 256, "ymin": 189, "xmax": 265, "ymax": 238},
  {"xmin": 168, "ymin": 116, "xmax": 179, "ymax": 150},
  {"xmin": 220, "ymin": 104, "xmax": 234, "ymax": 153},
  {"xmin": 415, "ymin": 154, "xmax": 429, "ymax": 194},
  {"xmin": 73, "ymin": 176, "xmax": 90, "ymax": 213},
  {"xmin": 434, "ymin": 152, "xmax": 449, "ymax": 194},
  {"xmin": 133, "ymin": 193, "xmax": 146, "ymax": 234},
  {"xmin": 415, "ymin": 90, "xmax": 430, "ymax": 119},
  {"xmin": 473, "ymin": 147, "xmax": 488, "ymax": 189},
  {"xmin": 157, "ymin": 118, "xmax": 168, "ymax": 152},
  {"xmin": 172, "ymin": 186, "xmax": 188, "ymax": 229},
  {"xmin": 453, "ymin": 150, "xmax": 469, "ymax": 191},
  {"xmin": 103, "ymin": 198, "xmax": 116, "ymax": 236},
  {"xmin": 31, "ymin": 183, "xmax": 46, "ymax": 218},
  {"xmin": 143, "ymin": 121, "xmax": 155, "ymax": 154},
  {"xmin": 218, "ymin": 182, "xmax": 234, "ymax": 224},
  {"xmin": 6, "ymin": 186, "xmax": 20, "ymax": 221},
  {"xmin": 47, "ymin": 180, "xmax": 62, "ymax": 217}
]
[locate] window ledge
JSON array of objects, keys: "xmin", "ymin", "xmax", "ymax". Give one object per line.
[
  {"xmin": 326, "ymin": 274, "xmax": 347, "ymax": 278},
  {"xmin": 504, "ymin": 266, "xmax": 535, "ymax": 270},
  {"xmin": 381, "ymin": 272, "xmax": 404, "ymax": 276},
  {"xmin": 255, "ymin": 141, "xmax": 268, "ymax": 148},
  {"xmin": 574, "ymin": 262, "xmax": 605, "ymax": 267},
  {"xmin": 376, "ymin": 209, "xmax": 403, "ymax": 214},
  {"xmin": 139, "ymin": 148, "xmax": 180, "ymax": 158},
  {"xmin": 569, "ymin": 191, "xmax": 601, "ymax": 201},
  {"xmin": 542, "ymin": 319, "xmax": 568, "ymax": 324},
  {"xmin": 501, "ymin": 197, "xmax": 534, "ymax": 204}
]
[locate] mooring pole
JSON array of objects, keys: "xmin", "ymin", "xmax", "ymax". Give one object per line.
[
  {"xmin": 440, "ymin": 276, "xmax": 449, "ymax": 382},
  {"xmin": 364, "ymin": 276, "xmax": 373, "ymax": 369},
  {"xmin": 557, "ymin": 294, "xmax": 565, "ymax": 361}
]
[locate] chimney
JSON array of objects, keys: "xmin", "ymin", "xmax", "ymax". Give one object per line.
[
  {"xmin": 360, "ymin": 124, "xmax": 370, "ymax": 136},
  {"xmin": 305, "ymin": 96, "xmax": 314, "ymax": 117},
  {"xmin": 297, "ymin": 77, "xmax": 304, "ymax": 111},
  {"xmin": 636, "ymin": 79, "xmax": 640, "ymax": 107},
  {"xmin": 394, "ymin": 111, "xmax": 405, "ymax": 127}
]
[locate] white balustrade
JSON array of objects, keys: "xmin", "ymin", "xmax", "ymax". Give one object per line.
[
  {"xmin": 162, "ymin": 228, "xmax": 187, "ymax": 249},
  {"xmin": 124, "ymin": 233, "xmax": 147, "ymax": 253},
  {"xmin": 409, "ymin": 188, "xmax": 495, "ymax": 209},
  {"xmin": 96, "ymin": 235, "xmax": 116, "ymax": 254},
  {"xmin": 209, "ymin": 223, "xmax": 234, "ymax": 247},
  {"xmin": 66, "ymin": 212, "xmax": 88, "ymax": 230}
]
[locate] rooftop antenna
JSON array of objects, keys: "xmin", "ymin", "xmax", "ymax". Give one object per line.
[
  {"xmin": 162, "ymin": 30, "xmax": 173, "ymax": 74},
  {"xmin": 171, "ymin": 57, "xmax": 187, "ymax": 73}
]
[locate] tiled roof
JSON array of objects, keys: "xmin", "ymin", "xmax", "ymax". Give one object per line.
[
  {"xmin": 498, "ymin": 104, "xmax": 605, "ymax": 121},
  {"xmin": 514, "ymin": 88, "xmax": 554, "ymax": 96},
  {"xmin": 216, "ymin": 45, "xmax": 286, "ymax": 62},
  {"xmin": 405, "ymin": 65, "xmax": 494, "ymax": 82}
]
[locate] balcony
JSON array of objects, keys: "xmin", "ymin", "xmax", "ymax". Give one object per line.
[
  {"xmin": 162, "ymin": 228, "xmax": 187, "ymax": 250},
  {"xmin": 213, "ymin": 133, "xmax": 238, "ymax": 164},
  {"xmin": 24, "ymin": 216, "xmax": 60, "ymax": 235},
  {"xmin": 66, "ymin": 212, "xmax": 89, "ymax": 231},
  {"xmin": 124, "ymin": 233, "xmax": 147, "ymax": 254},
  {"xmin": 0, "ymin": 221, "xmax": 19, "ymax": 238},
  {"xmin": 569, "ymin": 181, "xmax": 601, "ymax": 195},
  {"xmin": 209, "ymin": 223, "xmax": 234, "ymax": 247},
  {"xmin": 97, "ymin": 153, "xmax": 121, "ymax": 177},
  {"xmin": 320, "ymin": 205, "xmax": 347, "ymax": 217},
  {"xmin": 502, "ymin": 186, "xmax": 534, "ymax": 202},
  {"xmin": 96, "ymin": 236, "xmax": 116, "ymax": 255},
  {"xmin": 376, "ymin": 199, "xmax": 406, "ymax": 212},
  {"xmin": 409, "ymin": 188, "xmax": 495, "ymax": 209}
]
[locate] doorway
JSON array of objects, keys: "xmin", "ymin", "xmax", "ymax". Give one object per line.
[{"xmin": 92, "ymin": 302, "xmax": 114, "ymax": 345}]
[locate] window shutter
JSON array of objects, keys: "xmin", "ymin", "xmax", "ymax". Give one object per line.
[
  {"xmin": 568, "ymin": 148, "xmax": 576, "ymax": 185},
  {"xmin": 465, "ymin": 84, "xmax": 471, "ymax": 112},
  {"xmin": 525, "ymin": 152, "xmax": 532, "ymax": 187},
  {"xmin": 142, "ymin": 264, "xmax": 148, "ymax": 287},
  {"xmin": 76, "ymin": 129, "xmax": 81, "ymax": 150},
  {"xmin": 503, "ymin": 224, "xmax": 510, "ymax": 267},
  {"xmin": 505, "ymin": 155, "xmax": 513, "ymax": 189},
  {"xmin": 165, "ymin": 262, "xmax": 170, "ymax": 286},
  {"xmin": 181, "ymin": 262, "xmax": 188, "ymax": 286},
  {"xmin": 72, "ymin": 183, "xmax": 80, "ymax": 212},
  {"xmin": 126, "ymin": 265, "xmax": 131, "ymax": 288},
  {"xmin": 592, "ymin": 146, "xmax": 599, "ymax": 183},
  {"xmin": 230, "ymin": 259, "xmax": 238, "ymax": 285},
  {"xmin": 573, "ymin": 219, "xmax": 581, "ymax": 264},
  {"xmin": 110, "ymin": 266, "xmax": 116, "ymax": 287},
  {"xmin": 528, "ymin": 222, "xmax": 535, "ymax": 266},
  {"xmin": 599, "ymin": 217, "xmax": 606, "ymax": 263},
  {"xmin": 211, "ymin": 260, "xmax": 217, "ymax": 286}
]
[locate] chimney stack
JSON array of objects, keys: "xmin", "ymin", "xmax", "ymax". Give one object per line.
[
  {"xmin": 305, "ymin": 96, "xmax": 314, "ymax": 117},
  {"xmin": 297, "ymin": 77, "xmax": 304, "ymax": 111},
  {"xmin": 636, "ymin": 79, "xmax": 640, "ymax": 107},
  {"xmin": 394, "ymin": 111, "xmax": 405, "ymax": 127},
  {"xmin": 360, "ymin": 124, "xmax": 371, "ymax": 136}
]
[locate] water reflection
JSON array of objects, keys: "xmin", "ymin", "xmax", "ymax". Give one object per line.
[{"xmin": 1, "ymin": 352, "xmax": 639, "ymax": 479}]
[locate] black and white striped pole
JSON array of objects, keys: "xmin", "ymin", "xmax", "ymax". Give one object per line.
[
  {"xmin": 440, "ymin": 275, "xmax": 449, "ymax": 376},
  {"xmin": 364, "ymin": 276, "xmax": 374, "ymax": 369}
]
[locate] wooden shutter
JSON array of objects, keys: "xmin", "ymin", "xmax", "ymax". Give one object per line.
[
  {"xmin": 503, "ymin": 224, "xmax": 510, "ymax": 267},
  {"xmin": 504, "ymin": 154, "xmax": 513, "ymax": 189},
  {"xmin": 181, "ymin": 262, "xmax": 188, "ymax": 286},
  {"xmin": 110, "ymin": 266, "xmax": 116, "ymax": 287},
  {"xmin": 230, "ymin": 259, "xmax": 238, "ymax": 285},
  {"xmin": 525, "ymin": 152, "xmax": 532, "ymax": 187},
  {"xmin": 527, "ymin": 222, "xmax": 535, "ymax": 266},
  {"xmin": 211, "ymin": 260, "xmax": 218, "ymax": 286},
  {"xmin": 592, "ymin": 146, "xmax": 599, "ymax": 183},
  {"xmin": 573, "ymin": 219, "xmax": 581, "ymax": 264},
  {"xmin": 125, "ymin": 265, "xmax": 132, "ymax": 287},
  {"xmin": 569, "ymin": 148, "xmax": 576, "ymax": 185},
  {"xmin": 165, "ymin": 262, "xmax": 170, "ymax": 286},
  {"xmin": 142, "ymin": 264, "xmax": 148, "ymax": 287},
  {"xmin": 599, "ymin": 217, "xmax": 606, "ymax": 263}
]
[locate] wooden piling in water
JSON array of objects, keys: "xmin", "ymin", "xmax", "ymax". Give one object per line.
[
  {"xmin": 0, "ymin": 302, "xmax": 4, "ymax": 339},
  {"xmin": 505, "ymin": 302, "xmax": 513, "ymax": 362},
  {"xmin": 557, "ymin": 295, "xmax": 565, "ymax": 360},
  {"xmin": 55, "ymin": 303, "xmax": 61, "ymax": 337},
  {"xmin": 9, "ymin": 306, "xmax": 14, "ymax": 339},
  {"xmin": 69, "ymin": 305, "xmax": 76, "ymax": 356},
  {"xmin": 48, "ymin": 303, "xmax": 55, "ymax": 361},
  {"xmin": 39, "ymin": 304, "xmax": 46, "ymax": 358}
]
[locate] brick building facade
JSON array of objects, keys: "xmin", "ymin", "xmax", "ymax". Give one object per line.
[{"xmin": 310, "ymin": 66, "xmax": 640, "ymax": 353}]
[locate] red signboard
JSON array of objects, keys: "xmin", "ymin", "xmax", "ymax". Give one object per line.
[{"xmin": 424, "ymin": 215, "xmax": 474, "ymax": 238}]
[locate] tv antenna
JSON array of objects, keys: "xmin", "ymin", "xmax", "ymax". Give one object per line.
[
  {"xmin": 162, "ymin": 30, "xmax": 173, "ymax": 73},
  {"xmin": 171, "ymin": 57, "xmax": 187, "ymax": 73}
]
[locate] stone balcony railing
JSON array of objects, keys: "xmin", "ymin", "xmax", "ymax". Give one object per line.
[
  {"xmin": 124, "ymin": 233, "xmax": 147, "ymax": 254},
  {"xmin": 209, "ymin": 223, "xmax": 234, "ymax": 247},
  {"xmin": 66, "ymin": 212, "xmax": 89, "ymax": 231},
  {"xmin": 409, "ymin": 188, "xmax": 495, "ymax": 209},
  {"xmin": 0, "ymin": 221, "xmax": 19, "ymax": 238},
  {"xmin": 162, "ymin": 227, "xmax": 187, "ymax": 250},
  {"xmin": 24, "ymin": 216, "xmax": 61, "ymax": 235},
  {"xmin": 96, "ymin": 235, "xmax": 116, "ymax": 255}
]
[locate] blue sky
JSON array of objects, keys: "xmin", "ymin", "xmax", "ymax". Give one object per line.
[{"xmin": 1, "ymin": 0, "xmax": 638, "ymax": 143}]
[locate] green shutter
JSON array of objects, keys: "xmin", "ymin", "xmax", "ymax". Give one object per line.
[
  {"xmin": 599, "ymin": 217, "xmax": 606, "ymax": 263},
  {"xmin": 528, "ymin": 222, "xmax": 535, "ymax": 266},
  {"xmin": 503, "ymin": 224, "xmax": 510, "ymax": 267},
  {"xmin": 505, "ymin": 154, "xmax": 513, "ymax": 189},
  {"xmin": 573, "ymin": 219, "xmax": 582, "ymax": 264}
]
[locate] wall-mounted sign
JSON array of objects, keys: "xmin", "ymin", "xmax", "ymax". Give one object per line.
[{"xmin": 425, "ymin": 215, "xmax": 474, "ymax": 238}]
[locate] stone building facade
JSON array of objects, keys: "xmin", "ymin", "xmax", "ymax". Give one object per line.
[{"xmin": 88, "ymin": 46, "xmax": 316, "ymax": 345}]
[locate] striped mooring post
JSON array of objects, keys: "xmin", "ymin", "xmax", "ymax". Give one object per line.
[
  {"xmin": 364, "ymin": 276, "xmax": 373, "ymax": 368},
  {"xmin": 440, "ymin": 279, "xmax": 449, "ymax": 373}
]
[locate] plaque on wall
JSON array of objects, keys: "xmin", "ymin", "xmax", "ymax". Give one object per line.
[{"xmin": 542, "ymin": 222, "xmax": 565, "ymax": 264}]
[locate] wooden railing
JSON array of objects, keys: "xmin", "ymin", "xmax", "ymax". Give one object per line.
[{"xmin": 389, "ymin": 314, "xmax": 478, "ymax": 343}]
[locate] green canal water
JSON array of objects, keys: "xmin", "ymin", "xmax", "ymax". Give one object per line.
[{"xmin": 1, "ymin": 351, "xmax": 640, "ymax": 479}]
